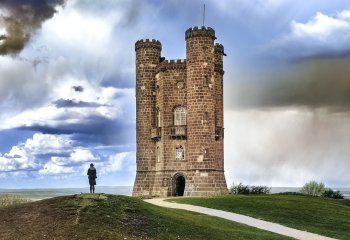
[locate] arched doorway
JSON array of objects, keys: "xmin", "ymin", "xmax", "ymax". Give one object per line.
[{"xmin": 173, "ymin": 173, "xmax": 185, "ymax": 196}]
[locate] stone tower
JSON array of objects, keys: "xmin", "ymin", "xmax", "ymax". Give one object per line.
[{"xmin": 133, "ymin": 26, "xmax": 227, "ymax": 197}]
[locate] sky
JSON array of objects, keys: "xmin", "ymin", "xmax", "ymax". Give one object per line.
[{"xmin": 0, "ymin": 0, "xmax": 350, "ymax": 189}]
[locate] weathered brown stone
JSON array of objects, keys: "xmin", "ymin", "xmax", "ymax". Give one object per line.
[{"xmin": 133, "ymin": 27, "xmax": 227, "ymax": 197}]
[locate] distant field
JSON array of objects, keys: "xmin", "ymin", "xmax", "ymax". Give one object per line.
[
  {"xmin": 170, "ymin": 194, "xmax": 350, "ymax": 240},
  {"xmin": 0, "ymin": 194, "xmax": 293, "ymax": 240},
  {"xmin": 0, "ymin": 195, "xmax": 31, "ymax": 208}
]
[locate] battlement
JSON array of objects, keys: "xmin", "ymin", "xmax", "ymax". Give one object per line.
[
  {"xmin": 156, "ymin": 59, "xmax": 186, "ymax": 73},
  {"xmin": 135, "ymin": 39, "xmax": 162, "ymax": 51},
  {"xmin": 215, "ymin": 43, "xmax": 224, "ymax": 53},
  {"xmin": 185, "ymin": 26, "xmax": 216, "ymax": 40}
]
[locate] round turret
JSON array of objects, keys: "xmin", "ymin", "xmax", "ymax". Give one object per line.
[
  {"xmin": 185, "ymin": 26, "xmax": 216, "ymax": 169},
  {"xmin": 185, "ymin": 26, "xmax": 216, "ymax": 40},
  {"xmin": 133, "ymin": 38, "xmax": 162, "ymax": 197}
]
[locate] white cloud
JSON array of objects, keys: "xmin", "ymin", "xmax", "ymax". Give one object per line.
[
  {"xmin": 70, "ymin": 148, "xmax": 99, "ymax": 162},
  {"xmin": 41, "ymin": 6, "xmax": 113, "ymax": 54},
  {"xmin": 39, "ymin": 161, "xmax": 76, "ymax": 175},
  {"xmin": 98, "ymin": 152, "xmax": 133, "ymax": 175},
  {"xmin": 0, "ymin": 133, "xmax": 73, "ymax": 173},
  {"xmin": 0, "ymin": 132, "xmax": 131, "ymax": 178},
  {"xmin": 0, "ymin": 86, "xmax": 133, "ymax": 130},
  {"xmin": 264, "ymin": 9, "xmax": 350, "ymax": 59},
  {"xmin": 0, "ymin": 148, "xmax": 35, "ymax": 172}
]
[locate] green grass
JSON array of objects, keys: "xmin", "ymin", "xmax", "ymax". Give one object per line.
[
  {"xmin": 0, "ymin": 194, "xmax": 31, "ymax": 207},
  {"xmin": 0, "ymin": 193, "xmax": 293, "ymax": 239},
  {"xmin": 69, "ymin": 194, "xmax": 293, "ymax": 239},
  {"xmin": 170, "ymin": 194, "xmax": 350, "ymax": 240}
]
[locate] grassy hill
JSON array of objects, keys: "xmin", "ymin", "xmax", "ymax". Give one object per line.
[
  {"xmin": 170, "ymin": 194, "xmax": 350, "ymax": 240},
  {"xmin": 0, "ymin": 194, "xmax": 293, "ymax": 240}
]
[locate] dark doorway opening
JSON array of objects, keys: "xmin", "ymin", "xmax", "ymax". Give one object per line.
[{"xmin": 174, "ymin": 174, "xmax": 185, "ymax": 196}]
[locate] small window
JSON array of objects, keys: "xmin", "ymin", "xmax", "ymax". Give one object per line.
[
  {"xmin": 157, "ymin": 108, "xmax": 161, "ymax": 127},
  {"xmin": 203, "ymin": 111, "xmax": 209, "ymax": 123},
  {"xmin": 203, "ymin": 75, "xmax": 209, "ymax": 86},
  {"xmin": 174, "ymin": 106, "xmax": 186, "ymax": 126},
  {"xmin": 176, "ymin": 145, "xmax": 185, "ymax": 160},
  {"xmin": 157, "ymin": 146, "xmax": 160, "ymax": 162},
  {"xmin": 203, "ymin": 148, "xmax": 208, "ymax": 159}
]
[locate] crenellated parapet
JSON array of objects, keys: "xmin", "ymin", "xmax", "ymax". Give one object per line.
[
  {"xmin": 135, "ymin": 39, "xmax": 162, "ymax": 51},
  {"xmin": 185, "ymin": 26, "xmax": 216, "ymax": 40},
  {"xmin": 156, "ymin": 59, "xmax": 186, "ymax": 73},
  {"xmin": 214, "ymin": 43, "xmax": 225, "ymax": 74},
  {"xmin": 215, "ymin": 43, "xmax": 225, "ymax": 55}
]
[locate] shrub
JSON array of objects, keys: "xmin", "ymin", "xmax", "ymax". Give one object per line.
[
  {"xmin": 300, "ymin": 181, "xmax": 325, "ymax": 196},
  {"xmin": 229, "ymin": 183, "xmax": 270, "ymax": 195},
  {"xmin": 251, "ymin": 186, "xmax": 271, "ymax": 194},
  {"xmin": 322, "ymin": 188, "xmax": 344, "ymax": 199}
]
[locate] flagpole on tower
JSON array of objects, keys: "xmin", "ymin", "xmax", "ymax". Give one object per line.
[{"xmin": 202, "ymin": 4, "xmax": 206, "ymax": 26}]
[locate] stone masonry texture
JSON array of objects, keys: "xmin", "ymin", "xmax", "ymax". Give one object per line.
[{"xmin": 133, "ymin": 27, "xmax": 227, "ymax": 197}]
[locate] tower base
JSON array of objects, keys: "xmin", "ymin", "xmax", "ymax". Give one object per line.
[{"xmin": 133, "ymin": 170, "xmax": 227, "ymax": 197}]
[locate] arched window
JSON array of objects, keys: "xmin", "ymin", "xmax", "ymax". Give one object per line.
[
  {"xmin": 174, "ymin": 106, "xmax": 186, "ymax": 126},
  {"xmin": 175, "ymin": 145, "xmax": 185, "ymax": 160}
]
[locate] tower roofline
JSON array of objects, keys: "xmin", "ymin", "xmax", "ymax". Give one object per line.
[
  {"xmin": 155, "ymin": 59, "xmax": 186, "ymax": 73},
  {"xmin": 135, "ymin": 39, "xmax": 162, "ymax": 51},
  {"xmin": 185, "ymin": 26, "xmax": 216, "ymax": 40},
  {"xmin": 215, "ymin": 43, "xmax": 226, "ymax": 56}
]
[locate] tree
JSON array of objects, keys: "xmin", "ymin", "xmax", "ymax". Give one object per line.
[{"xmin": 300, "ymin": 181, "xmax": 325, "ymax": 196}]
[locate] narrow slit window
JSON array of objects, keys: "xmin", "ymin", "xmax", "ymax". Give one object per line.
[
  {"xmin": 203, "ymin": 75, "xmax": 209, "ymax": 86},
  {"xmin": 157, "ymin": 108, "xmax": 161, "ymax": 127},
  {"xmin": 203, "ymin": 111, "xmax": 209, "ymax": 123},
  {"xmin": 157, "ymin": 146, "xmax": 160, "ymax": 162},
  {"xmin": 203, "ymin": 148, "xmax": 208, "ymax": 159}
]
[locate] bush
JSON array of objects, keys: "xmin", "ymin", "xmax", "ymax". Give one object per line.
[
  {"xmin": 300, "ymin": 181, "xmax": 325, "ymax": 196},
  {"xmin": 322, "ymin": 188, "xmax": 344, "ymax": 199},
  {"xmin": 229, "ymin": 183, "xmax": 270, "ymax": 195},
  {"xmin": 251, "ymin": 186, "xmax": 271, "ymax": 194}
]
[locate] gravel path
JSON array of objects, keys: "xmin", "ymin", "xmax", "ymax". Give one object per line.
[{"xmin": 144, "ymin": 198, "xmax": 337, "ymax": 240}]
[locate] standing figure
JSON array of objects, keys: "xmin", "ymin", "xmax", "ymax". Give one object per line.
[{"xmin": 87, "ymin": 163, "xmax": 97, "ymax": 193}]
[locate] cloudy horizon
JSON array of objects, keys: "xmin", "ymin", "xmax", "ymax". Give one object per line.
[{"xmin": 1, "ymin": 0, "xmax": 350, "ymax": 189}]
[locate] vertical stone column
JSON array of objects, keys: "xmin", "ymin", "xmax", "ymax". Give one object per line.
[
  {"xmin": 133, "ymin": 39, "xmax": 161, "ymax": 197},
  {"xmin": 214, "ymin": 43, "xmax": 225, "ymax": 170},
  {"xmin": 185, "ymin": 27, "xmax": 227, "ymax": 196}
]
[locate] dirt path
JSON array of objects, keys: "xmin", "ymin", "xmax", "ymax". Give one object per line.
[{"xmin": 144, "ymin": 198, "xmax": 337, "ymax": 240}]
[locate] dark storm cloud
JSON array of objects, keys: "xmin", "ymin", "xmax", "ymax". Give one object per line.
[
  {"xmin": 53, "ymin": 99, "xmax": 105, "ymax": 108},
  {"xmin": 72, "ymin": 0, "xmax": 139, "ymax": 27},
  {"xmin": 16, "ymin": 116, "xmax": 134, "ymax": 146},
  {"xmin": 228, "ymin": 55, "xmax": 350, "ymax": 110},
  {"xmin": 72, "ymin": 85, "xmax": 84, "ymax": 92},
  {"xmin": 0, "ymin": 0, "xmax": 66, "ymax": 55}
]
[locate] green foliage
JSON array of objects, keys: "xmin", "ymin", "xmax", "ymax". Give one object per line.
[
  {"xmin": 229, "ymin": 183, "xmax": 270, "ymax": 195},
  {"xmin": 0, "ymin": 194, "xmax": 292, "ymax": 240},
  {"xmin": 322, "ymin": 188, "xmax": 344, "ymax": 199},
  {"xmin": 300, "ymin": 181, "xmax": 325, "ymax": 196},
  {"xmin": 251, "ymin": 186, "xmax": 271, "ymax": 194},
  {"xmin": 276, "ymin": 192, "xmax": 305, "ymax": 196},
  {"xmin": 0, "ymin": 195, "xmax": 31, "ymax": 208},
  {"xmin": 171, "ymin": 195, "xmax": 350, "ymax": 240}
]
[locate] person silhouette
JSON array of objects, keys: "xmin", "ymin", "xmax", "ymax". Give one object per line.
[{"xmin": 87, "ymin": 163, "xmax": 97, "ymax": 193}]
